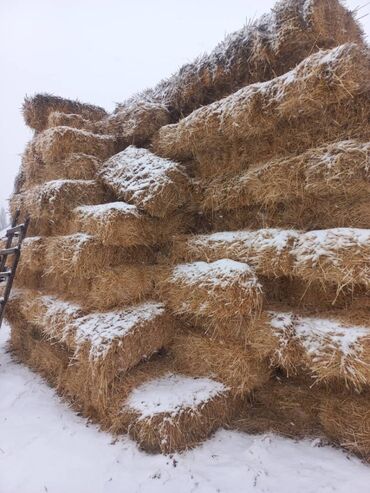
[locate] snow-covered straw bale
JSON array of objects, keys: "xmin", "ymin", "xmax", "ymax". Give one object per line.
[
  {"xmin": 10, "ymin": 180, "xmax": 108, "ymax": 236},
  {"xmin": 23, "ymin": 290, "xmax": 174, "ymax": 406},
  {"xmin": 154, "ymin": 43, "xmax": 370, "ymax": 176},
  {"xmin": 320, "ymin": 393, "xmax": 370, "ymax": 460},
  {"xmin": 98, "ymin": 146, "xmax": 190, "ymax": 217},
  {"xmin": 74, "ymin": 201, "xmax": 189, "ymax": 247},
  {"xmin": 172, "ymin": 229, "xmax": 299, "ymax": 277},
  {"xmin": 202, "ymin": 140, "xmax": 370, "ymax": 212},
  {"xmin": 252, "ymin": 310, "xmax": 370, "ymax": 390},
  {"xmin": 172, "ymin": 332, "xmax": 270, "ymax": 396},
  {"xmin": 162, "ymin": 259, "xmax": 263, "ymax": 333},
  {"xmin": 16, "ymin": 236, "xmax": 46, "ymax": 288},
  {"xmin": 23, "ymin": 93, "xmax": 107, "ymax": 132},
  {"xmin": 292, "ymin": 228, "xmax": 370, "ymax": 289},
  {"xmin": 122, "ymin": 373, "xmax": 236, "ymax": 453}
]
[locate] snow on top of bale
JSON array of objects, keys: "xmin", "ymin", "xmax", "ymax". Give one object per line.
[
  {"xmin": 98, "ymin": 146, "xmax": 189, "ymax": 217},
  {"xmin": 125, "ymin": 373, "xmax": 227, "ymax": 419},
  {"xmin": 163, "ymin": 259, "xmax": 263, "ymax": 328},
  {"xmin": 74, "ymin": 201, "xmax": 140, "ymax": 220},
  {"xmin": 266, "ymin": 310, "xmax": 370, "ymax": 389},
  {"xmin": 33, "ymin": 294, "xmax": 167, "ymax": 360},
  {"xmin": 172, "ymin": 229, "xmax": 299, "ymax": 277},
  {"xmin": 71, "ymin": 302, "xmax": 166, "ymax": 360},
  {"xmin": 292, "ymin": 228, "xmax": 370, "ymax": 288},
  {"xmin": 172, "ymin": 259, "xmax": 257, "ymax": 289}
]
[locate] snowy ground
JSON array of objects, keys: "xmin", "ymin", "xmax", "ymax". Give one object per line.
[{"xmin": 1, "ymin": 324, "xmax": 370, "ymax": 493}]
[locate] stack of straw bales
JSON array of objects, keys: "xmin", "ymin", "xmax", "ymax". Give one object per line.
[{"xmin": 7, "ymin": 0, "xmax": 370, "ymax": 458}]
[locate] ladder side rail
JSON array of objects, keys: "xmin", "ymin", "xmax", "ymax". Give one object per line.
[
  {"xmin": 0, "ymin": 216, "xmax": 30, "ymax": 327},
  {"xmin": 0, "ymin": 211, "xmax": 20, "ymax": 274}
]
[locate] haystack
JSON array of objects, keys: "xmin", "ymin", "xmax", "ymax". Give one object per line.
[
  {"xmin": 293, "ymin": 228, "xmax": 370, "ymax": 289},
  {"xmin": 121, "ymin": 373, "xmax": 237, "ymax": 453},
  {"xmin": 74, "ymin": 201, "xmax": 189, "ymax": 247},
  {"xmin": 23, "ymin": 93, "xmax": 107, "ymax": 132},
  {"xmin": 111, "ymin": 0, "xmax": 362, "ymax": 143},
  {"xmin": 251, "ymin": 309, "xmax": 370, "ymax": 390},
  {"xmin": 172, "ymin": 332, "xmax": 270, "ymax": 395},
  {"xmin": 153, "ymin": 44, "xmax": 369, "ymax": 170},
  {"xmin": 98, "ymin": 146, "xmax": 190, "ymax": 217},
  {"xmin": 10, "ymin": 180, "xmax": 107, "ymax": 236},
  {"xmin": 320, "ymin": 393, "xmax": 370, "ymax": 460},
  {"xmin": 202, "ymin": 140, "xmax": 370, "ymax": 212},
  {"xmin": 172, "ymin": 229, "xmax": 299, "ymax": 277}
]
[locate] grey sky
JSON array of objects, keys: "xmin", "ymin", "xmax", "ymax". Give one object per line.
[{"xmin": 0, "ymin": 0, "xmax": 369, "ymax": 212}]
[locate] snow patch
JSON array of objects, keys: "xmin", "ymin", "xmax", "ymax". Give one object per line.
[{"xmin": 125, "ymin": 373, "xmax": 227, "ymax": 419}]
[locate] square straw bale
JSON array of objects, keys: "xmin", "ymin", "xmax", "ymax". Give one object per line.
[
  {"xmin": 319, "ymin": 393, "xmax": 370, "ymax": 460},
  {"xmin": 33, "ymin": 126, "xmax": 116, "ymax": 165},
  {"xmin": 22, "ymin": 93, "xmax": 107, "ymax": 132},
  {"xmin": 10, "ymin": 179, "xmax": 108, "ymax": 236},
  {"xmin": 121, "ymin": 373, "xmax": 239, "ymax": 453},
  {"xmin": 171, "ymin": 229, "xmax": 299, "ymax": 277},
  {"xmin": 250, "ymin": 309, "xmax": 370, "ymax": 390},
  {"xmin": 292, "ymin": 228, "xmax": 370, "ymax": 289},
  {"xmin": 74, "ymin": 201, "xmax": 189, "ymax": 247},
  {"xmin": 98, "ymin": 146, "xmax": 189, "ymax": 217},
  {"xmin": 202, "ymin": 140, "xmax": 370, "ymax": 212},
  {"xmin": 161, "ymin": 259, "xmax": 263, "ymax": 331},
  {"xmin": 172, "ymin": 331, "xmax": 270, "ymax": 396}
]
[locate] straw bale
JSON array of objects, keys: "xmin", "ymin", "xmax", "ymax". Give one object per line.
[
  {"xmin": 85, "ymin": 264, "xmax": 163, "ymax": 310},
  {"xmin": 33, "ymin": 126, "xmax": 116, "ymax": 165},
  {"xmin": 23, "ymin": 93, "xmax": 107, "ymax": 132},
  {"xmin": 233, "ymin": 377, "xmax": 325, "ymax": 438},
  {"xmin": 10, "ymin": 180, "xmax": 108, "ymax": 236},
  {"xmin": 46, "ymin": 112, "xmax": 97, "ymax": 132},
  {"xmin": 200, "ymin": 194, "xmax": 370, "ymax": 234},
  {"xmin": 98, "ymin": 146, "xmax": 190, "ymax": 217},
  {"xmin": 319, "ymin": 393, "xmax": 370, "ymax": 460},
  {"xmin": 16, "ymin": 236, "xmax": 45, "ymax": 288},
  {"xmin": 161, "ymin": 260, "xmax": 263, "ymax": 335},
  {"xmin": 293, "ymin": 228, "xmax": 370, "ymax": 289},
  {"xmin": 262, "ymin": 276, "xmax": 370, "ymax": 311},
  {"xmin": 172, "ymin": 332, "xmax": 270, "ymax": 396},
  {"xmin": 121, "ymin": 373, "xmax": 237, "ymax": 453},
  {"xmin": 100, "ymin": 102, "xmax": 171, "ymax": 146},
  {"xmin": 153, "ymin": 44, "xmax": 370, "ymax": 169},
  {"xmin": 74, "ymin": 201, "xmax": 189, "ymax": 247},
  {"xmin": 114, "ymin": 0, "xmax": 362, "ymax": 140},
  {"xmin": 202, "ymin": 140, "xmax": 370, "ymax": 212},
  {"xmin": 251, "ymin": 309, "xmax": 370, "ymax": 390},
  {"xmin": 171, "ymin": 229, "xmax": 299, "ymax": 277},
  {"xmin": 22, "ymin": 143, "xmax": 101, "ymax": 186}
]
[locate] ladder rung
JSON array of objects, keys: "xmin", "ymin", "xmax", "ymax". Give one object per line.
[
  {"xmin": 0, "ymin": 246, "xmax": 19, "ymax": 256},
  {"xmin": 6, "ymin": 224, "xmax": 25, "ymax": 236},
  {"xmin": 0, "ymin": 271, "xmax": 11, "ymax": 278}
]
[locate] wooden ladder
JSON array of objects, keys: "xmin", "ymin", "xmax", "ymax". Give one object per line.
[{"xmin": 0, "ymin": 211, "xmax": 30, "ymax": 328}]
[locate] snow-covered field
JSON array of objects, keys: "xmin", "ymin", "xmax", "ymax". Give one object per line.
[{"xmin": 1, "ymin": 324, "xmax": 370, "ymax": 493}]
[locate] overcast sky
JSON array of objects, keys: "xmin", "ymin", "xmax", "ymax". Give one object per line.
[{"xmin": 0, "ymin": 0, "xmax": 369, "ymax": 213}]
